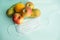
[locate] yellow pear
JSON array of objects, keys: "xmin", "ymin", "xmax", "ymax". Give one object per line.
[{"xmin": 29, "ymin": 9, "xmax": 41, "ymax": 18}]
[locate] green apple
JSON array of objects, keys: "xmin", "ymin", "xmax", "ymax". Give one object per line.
[{"xmin": 26, "ymin": 2, "xmax": 34, "ymax": 9}]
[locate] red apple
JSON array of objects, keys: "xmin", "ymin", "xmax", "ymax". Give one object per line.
[
  {"xmin": 22, "ymin": 7, "xmax": 32, "ymax": 17},
  {"xmin": 13, "ymin": 13, "xmax": 24, "ymax": 25}
]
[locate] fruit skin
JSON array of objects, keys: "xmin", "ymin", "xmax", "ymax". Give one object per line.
[
  {"xmin": 14, "ymin": 3, "xmax": 25, "ymax": 13},
  {"xmin": 29, "ymin": 9, "xmax": 41, "ymax": 18},
  {"xmin": 26, "ymin": 2, "xmax": 34, "ymax": 9},
  {"xmin": 6, "ymin": 5, "xmax": 15, "ymax": 17},
  {"xmin": 21, "ymin": 7, "xmax": 32, "ymax": 18},
  {"xmin": 13, "ymin": 13, "xmax": 24, "ymax": 25}
]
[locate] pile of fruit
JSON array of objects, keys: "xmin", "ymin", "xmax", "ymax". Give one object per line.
[{"xmin": 6, "ymin": 2, "xmax": 41, "ymax": 25}]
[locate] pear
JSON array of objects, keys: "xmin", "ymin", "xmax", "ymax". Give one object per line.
[
  {"xmin": 6, "ymin": 4, "xmax": 15, "ymax": 17},
  {"xmin": 29, "ymin": 9, "xmax": 41, "ymax": 18}
]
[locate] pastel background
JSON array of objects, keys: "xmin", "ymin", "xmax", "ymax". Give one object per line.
[{"xmin": 0, "ymin": 0, "xmax": 60, "ymax": 40}]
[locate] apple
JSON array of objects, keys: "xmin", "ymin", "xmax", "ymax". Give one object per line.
[
  {"xmin": 29, "ymin": 9, "xmax": 40, "ymax": 18},
  {"xmin": 6, "ymin": 5, "xmax": 15, "ymax": 17},
  {"xmin": 14, "ymin": 3, "xmax": 25, "ymax": 13},
  {"xmin": 13, "ymin": 13, "xmax": 24, "ymax": 25},
  {"xmin": 26, "ymin": 2, "xmax": 34, "ymax": 9},
  {"xmin": 21, "ymin": 7, "xmax": 32, "ymax": 18}
]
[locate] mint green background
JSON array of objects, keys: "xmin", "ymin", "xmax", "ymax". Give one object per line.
[{"xmin": 0, "ymin": 0, "xmax": 60, "ymax": 40}]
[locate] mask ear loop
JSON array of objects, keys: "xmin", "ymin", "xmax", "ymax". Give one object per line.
[
  {"xmin": 7, "ymin": 23, "xmax": 24, "ymax": 36},
  {"xmin": 7, "ymin": 24, "xmax": 16, "ymax": 35},
  {"xmin": 7, "ymin": 24, "xmax": 13, "ymax": 35}
]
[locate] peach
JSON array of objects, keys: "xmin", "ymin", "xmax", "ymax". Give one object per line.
[{"xmin": 22, "ymin": 7, "xmax": 32, "ymax": 17}]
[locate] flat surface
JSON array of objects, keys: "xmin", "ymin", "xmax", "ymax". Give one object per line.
[{"xmin": 0, "ymin": 0, "xmax": 60, "ymax": 40}]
